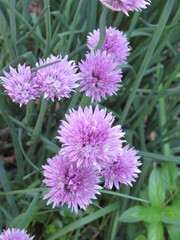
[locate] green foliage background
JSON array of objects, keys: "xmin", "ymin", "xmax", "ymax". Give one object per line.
[{"xmin": 0, "ymin": 0, "xmax": 180, "ymax": 239}]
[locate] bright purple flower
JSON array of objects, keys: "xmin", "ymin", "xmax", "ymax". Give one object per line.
[
  {"xmin": 0, "ymin": 64, "xmax": 39, "ymax": 107},
  {"xmin": 101, "ymin": 145, "xmax": 141, "ymax": 189},
  {"xmin": 43, "ymin": 153, "xmax": 101, "ymax": 213},
  {"xmin": 0, "ymin": 228, "xmax": 34, "ymax": 240},
  {"xmin": 99, "ymin": 0, "xmax": 151, "ymax": 15},
  {"xmin": 79, "ymin": 51, "xmax": 122, "ymax": 102},
  {"xmin": 87, "ymin": 27, "xmax": 130, "ymax": 64},
  {"xmin": 36, "ymin": 54, "xmax": 79, "ymax": 101},
  {"xmin": 57, "ymin": 106, "xmax": 125, "ymax": 170}
]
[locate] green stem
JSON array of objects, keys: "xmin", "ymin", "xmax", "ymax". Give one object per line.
[
  {"xmin": 28, "ymin": 98, "xmax": 48, "ymax": 159},
  {"xmin": 10, "ymin": 0, "xmax": 17, "ymax": 56},
  {"xmin": 66, "ymin": 0, "xmax": 84, "ymax": 54},
  {"xmin": 80, "ymin": 95, "xmax": 91, "ymax": 109},
  {"xmin": 44, "ymin": 0, "xmax": 51, "ymax": 58},
  {"xmin": 127, "ymin": 12, "xmax": 140, "ymax": 38},
  {"xmin": 94, "ymin": 7, "xmax": 108, "ymax": 51},
  {"xmin": 25, "ymin": 101, "xmax": 33, "ymax": 125}
]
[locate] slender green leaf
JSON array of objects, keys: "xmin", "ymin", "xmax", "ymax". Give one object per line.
[
  {"xmin": 16, "ymin": 193, "xmax": 39, "ymax": 229},
  {"xmin": 0, "ymin": 161, "xmax": 18, "ymax": 216},
  {"xmin": 101, "ymin": 190, "xmax": 149, "ymax": 203},
  {"xmin": 48, "ymin": 202, "xmax": 119, "ymax": 240}
]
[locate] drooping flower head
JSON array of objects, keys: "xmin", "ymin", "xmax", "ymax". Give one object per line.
[
  {"xmin": 43, "ymin": 153, "xmax": 101, "ymax": 213},
  {"xmin": 101, "ymin": 145, "xmax": 141, "ymax": 189},
  {"xmin": 0, "ymin": 64, "xmax": 39, "ymax": 107},
  {"xmin": 79, "ymin": 51, "xmax": 122, "ymax": 102},
  {"xmin": 0, "ymin": 228, "xmax": 34, "ymax": 240},
  {"xmin": 87, "ymin": 27, "xmax": 130, "ymax": 64},
  {"xmin": 99, "ymin": 0, "xmax": 151, "ymax": 15},
  {"xmin": 36, "ymin": 54, "xmax": 79, "ymax": 101},
  {"xmin": 57, "ymin": 106, "xmax": 125, "ymax": 169}
]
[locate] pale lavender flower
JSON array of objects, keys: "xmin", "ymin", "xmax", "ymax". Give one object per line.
[
  {"xmin": 0, "ymin": 228, "xmax": 34, "ymax": 240},
  {"xmin": 79, "ymin": 50, "xmax": 122, "ymax": 102},
  {"xmin": 36, "ymin": 54, "xmax": 79, "ymax": 101},
  {"xmin": 57, "ymin": 106, "xmax": 125, "ymax": 169},
  {"xmin": 101, "ymin": 145, "xmax": 141, "ymax": 189},
  {"xmin": 0, "ymin": 64, "xmax": 39, "ymax": 107},
  {"xmin": 87, "ymin": 27, "xmax": 130, "ymax": 64},
  {"xmin": 43, "ymin": 153, "xmax": 101, "ymax": 213},
  {"xmin": 100, "ymin": 0, "xmax": 151, "ymax": 15}
]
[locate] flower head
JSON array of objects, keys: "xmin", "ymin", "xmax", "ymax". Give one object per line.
[
  {"xmin": 57, "ymin": 106, "xmax": 125, "ymax": 169},
  {"xmin": 79, "ymin": 51, "xmax": 122, "ymax": 102},
  {"xmin": 0, "ymin": 64, "xmax": 39, "ymax": 107},
  {"xmin": 87, "ymin": 27, "xmax": 130, "ymax": 64},
  {"xmin": 0, "ymin": 228, "xmax": 34, "ymax": 240},
  {"xmin": 43, "ymin": 154, "xmax": 101, "ymax": 213},
  {"xmin": 36, "ymin": 54, "xmax": 79, "ymax": 101},
  {"xmin": 101, "ymin": 145, "xmax": 141, "ymax": 189},
  {"xmin": 99, "ymin": 0, "xmax": 151, "ymax": 15}
]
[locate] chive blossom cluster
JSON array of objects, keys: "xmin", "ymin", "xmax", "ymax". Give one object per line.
[
  {"xmin": 79, "ymin": 26, "xmax": 130, "ymax": 102},
  {"xmin": 100, "ymin": 0, "xmax": 151, "ymax": 15},
  {"xmin": 43, "ymin": 106, "xmax": 141, "ymax": 213},
  {"xmin": 0, "ymin": 54, "xmax": 79, "ymax": 106},
  {"xmin": 0, "ymin": 228, "xmax": 34, "ymax": 240}
]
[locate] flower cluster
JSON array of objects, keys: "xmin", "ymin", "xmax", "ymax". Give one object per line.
[
  {"xmin": 79, "ymin": 26, "xmax": 129, "ymax": 102},
  {"xmin": 36, "ymin": 55, "xmax": 79, "ymax": 101},
  {"xmin": 79, "ymin": 50, "xmax": 122, "ymax": 102},
  {"xmin": 43, "ymin": 154, "xmax": 101, "ymax": 213},
  {"xmin": 0, "ymin": 228, "xmax": 34, "ymax": 240},
  {"xmin": 43, "ymin": 106, "xmax": 141, "ymax": 212},
  {"xmin": 0, "ymin": 54, "xmax": 79, "ymax": 106},
  {"xmin": 99, "ymin": 0, "xmax": 151, "ymax": 15},
  {"xmin": 87, "ymin": 27, "xmax": 130, "ymax": 65},
  {"xmin": 0, "ymin": 64, "xmax": 39, "ymax": 107}
]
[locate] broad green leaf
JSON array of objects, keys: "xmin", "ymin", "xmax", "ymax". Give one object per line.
[
  {"xmin": 147, "ymin": 222, "xmax": 164, "ymax": 240},
  {"xmin": 172, "ymin": 192, "xmax": 180, "ymax": 206},
  {"xmin": 148, "ymin": 168, "xmax": 166, "ymax": 207},
  {"xmin": 161, "ymin": 163, "xmax": 178, "ymax": 191},
  {"xmin": 135, "ymin": 235, "xmax": 147, "ymax": 240},
  {"xmin": 161, "ymin": 206, "xmax": 180, "ymax": 225},
  {"xmin": 167, "ymin": 225, "xmax": 180, "ymax": 240},
  {"xmin": 119, "ymin": 206, "xmax": 143, "ymax": 223},
  {"xmin": 136, "ymin": 207, "xmax": 162, "ymax": 223}
]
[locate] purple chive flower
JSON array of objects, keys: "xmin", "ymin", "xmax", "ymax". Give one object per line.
[
  {"xmin": 101, "ymin": 145, "xmax": 141, "ymax": 189},
  {"xmin": 99, "ymin": 0, "xmax": 151, "ymax": 15},
  {"xmin": 79, "ymin": 50, "xmax": 122, "ymax": 102},
  {"xmin": 0, "ymin": 228, "xmax": 34, "ymax": 240},
  {"xmin": 87, "ymin": 27, "xmax": 130, "ymax": 65},
  {"xmin": 36, "ymin": 54, "xmax": 79, "ymax": 101},
  {"xmin": 57, "ymin": 106, "xmax": 125, "ymax": 169},
  {"xmin": 0, "ymin": 64, "xmax": 39, "ymax": 107},
  {"xmin": 43, "ymin": 153, "xmax": 101, "ymax": 213}
]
